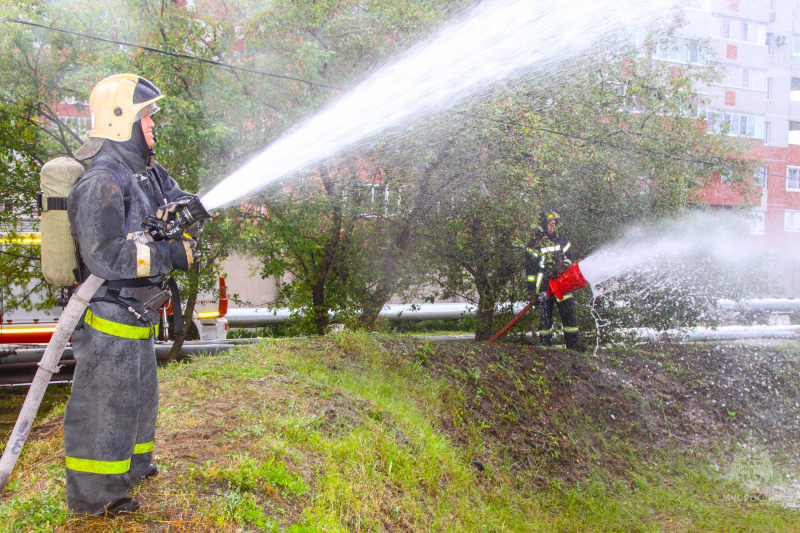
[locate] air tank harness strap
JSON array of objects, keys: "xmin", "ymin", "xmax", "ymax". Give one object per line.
[{"xmin": 165, "ymin": 277, "xmax": 184, "ymax": 338}]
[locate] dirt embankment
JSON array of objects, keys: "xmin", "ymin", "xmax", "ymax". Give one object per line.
[{"xmin": 389, "ymin": 339, "xmax": 800, "ymax": 485}]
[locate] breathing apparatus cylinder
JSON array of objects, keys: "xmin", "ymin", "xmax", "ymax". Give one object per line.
[
  {"xmin": 38, "ymin": 157, "xmax": 86, "ymax": 287},
  {"xmin": 549, "ymin": 262, "xmax": 589, "ymax": 300}
]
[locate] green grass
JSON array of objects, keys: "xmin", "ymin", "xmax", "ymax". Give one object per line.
[{"xmin": 1, "ymin": 332, "xmax": 798, "ymax": 531}]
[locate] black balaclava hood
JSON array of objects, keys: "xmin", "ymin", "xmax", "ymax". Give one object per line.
[{"xmin": 119, "ymin": 119, "xmax": 155, "ymax": 163}]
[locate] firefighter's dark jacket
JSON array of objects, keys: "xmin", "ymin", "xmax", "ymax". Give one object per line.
[
  {"xmin": 68, "ymin": 141, "xmax": 189, "ymax": 283},
  {"xmin": 525, "ymin": 227, "xmax": 575, "ymax": 294}
]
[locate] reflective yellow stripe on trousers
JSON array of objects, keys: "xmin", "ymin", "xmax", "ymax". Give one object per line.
[
  {"xmin": 134, "ymin": 441, "xmax": 154, "ymax": 454},
  {"xmin": 84, "ymin": 310, "xmax": 156, "ymax": 339},
  {"xmin": 65, "ymin": 456, "xmax": 131, "ymax": 475},
  {"xmin": 65, "ymin": 442, "xmax": 153, "ymax": 475}
]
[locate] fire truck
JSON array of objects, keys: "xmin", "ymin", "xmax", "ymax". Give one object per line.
[{"xmin": 0, "ymin": 230, "xmax": 229, "ymax": 345}]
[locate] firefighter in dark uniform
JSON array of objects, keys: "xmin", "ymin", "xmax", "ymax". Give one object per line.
[
  {"xmin": 525, "ymin": 210, "xmax": 586, "ymax": 351},
  {"xmin": 64, "ymin": 73, "xmax": 201, "ymax": 516}
]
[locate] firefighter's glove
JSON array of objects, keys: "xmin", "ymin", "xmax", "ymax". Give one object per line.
[
  {"xmin": 528, "ymin": 292, "xmax": 539, "ymax": 306},
  {"xmin": 156, "ymin": 197, "xmax": 192, "ymax": 222},
  {"xmin": 169, "ymin": 238, "xmax": 199, "ymax": 271}
]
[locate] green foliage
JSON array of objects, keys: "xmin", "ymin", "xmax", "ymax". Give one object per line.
[
  {"xmin": 212, "ymin": 456, "xmax": 309, "ymax": 496},
  {"xmin": 0, "ymin": 490, "xmax": 66, "ymax": 532},
  {"xmin": 205, "ymin": 489, "xmax": 277, "ymax": 531}
]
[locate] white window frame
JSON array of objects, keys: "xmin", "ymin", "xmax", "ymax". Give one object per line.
[
  {"xmin": 794, "ymin": 36, "xmax": 800, "ymax": 57},
  {"xmin": 750, "ymin": 211, "xmax": 766, "ymax": 235},
  {"xmin": 785, "ymin": 210, "xmax": 800, "ymax": 232},
  {"xmin": 718, "ymin": 65, "xmax": 767, "ymax": 91},
  {"xmin": 787, "ymin": 166, "xmax": 800, "ymax": 191},
  {"xmin": 719, "ymin": 19, "xmax": 760, "ymax": 44},
  {"xmin": 685, "ymin": 0, "xmax": 711, "ymax": 11},
  {"xmin": 707, "ymin": 111, "xmax": 764, "ymax": 139},
  {"xmin": 754, "ymin": 166, "xmax": 768, "ymax": 189},
  {"xmin": 652, "ymin": 39, "xmax": 704, "ymax": 65}
]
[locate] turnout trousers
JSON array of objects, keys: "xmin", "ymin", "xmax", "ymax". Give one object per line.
[
  {"xmin": 537, "ymin": 292, "xmax": 581, "ymax": 349},
  {"xmin": 63, "ymin": 300, "xmax": 159, "ymax": 514}
]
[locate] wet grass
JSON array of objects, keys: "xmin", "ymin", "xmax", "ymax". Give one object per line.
[{"xmin": 1, "ymin": 334, "xmax": 799, "ymax": 531}]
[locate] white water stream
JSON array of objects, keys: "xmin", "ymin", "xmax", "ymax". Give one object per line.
[{"xmin": 200, "ymin": 0, "xmax": 676, "ymax": 210}]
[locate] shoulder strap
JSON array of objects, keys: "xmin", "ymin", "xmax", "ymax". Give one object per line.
[{"xmin": 90, "ymin": 161, "xmax": 133, "ymax": 234}]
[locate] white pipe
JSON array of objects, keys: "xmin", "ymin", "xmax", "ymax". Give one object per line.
[
  {"xmin": 225, "ymin": 302, "xmax": 530, "ymax": 327},
  {"xmin": 0, "ymin": 274, "xmax": 104, "ymax": 493},
  {"xmin": 717, "ymin": 298, "xmax": 800, "ymax": 312}
]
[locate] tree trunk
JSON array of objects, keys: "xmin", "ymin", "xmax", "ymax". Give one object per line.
[
  {"xmin": 474, "ymin": 290, "xmax": 496, "ymax": 341},
  {"xmin": 311, "ymin": 279, "xmax": 328, "ymax": 335}
]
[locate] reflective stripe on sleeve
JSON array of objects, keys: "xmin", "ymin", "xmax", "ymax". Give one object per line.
[
  {"xmin": 84, "ymin": 310, "xmax": 156, "ymax": 339},
  {"xmin": 133, "ymin": 441, "xmax": 154, "ymax": 454},
  {"xmin": 135, "ymin": 242, "xmax": 151, "ymax": 278},
  {"xmin": 564, "ymin": 326, "xmax": 579, "ymax": 333},
  {"xmin": 66, "ymin": 455, "xmax": 131, "ymax": 475},
  {"xmin": 563, "ymin": 242, "xmax": 571, "ymax": 253},
  {"xmin": 526, "ymin": 275, "xmax": 536, "ymax": 282}
]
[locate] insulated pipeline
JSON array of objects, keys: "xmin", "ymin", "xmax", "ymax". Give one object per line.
[{"xmin": 0, "ymin": 274, "xmax": 104, "ymax": 493}]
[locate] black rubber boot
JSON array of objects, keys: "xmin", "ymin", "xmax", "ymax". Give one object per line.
[
  {"xmin": 565, "ymin": 332, "xmax": 587, "ymax": 352},
  {"xmin": 539, "ymin": 334, "xmax": 552, "ymax": 347},
  {"xmin": 95, "ymin": 497, "xmax": 139, "ymax": 518},
  {"xmin": 143, "ymin": 464, "xmax": 159, "ymax": 479}
]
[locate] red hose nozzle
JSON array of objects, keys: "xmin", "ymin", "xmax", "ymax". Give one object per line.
[{"xmin": 549, "ymin": 263, "xmax": 589, "ymax": 300}]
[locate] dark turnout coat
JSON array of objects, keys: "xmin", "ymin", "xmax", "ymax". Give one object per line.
[{"xmin": 64, "ymin": 140, "xmax": 190, "ymax": 514}]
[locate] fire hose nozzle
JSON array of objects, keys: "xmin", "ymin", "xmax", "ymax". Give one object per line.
[
  {"xmin": 549, "ymin": 262, "xmax": 589, "ymax": 300},
  {"xmin": 179, "ymin": 195, "xmax": 213, "ymax": 226},
  {"xmin": 148, "ymin": 196, "xmax": 213, "ymax": 241}
]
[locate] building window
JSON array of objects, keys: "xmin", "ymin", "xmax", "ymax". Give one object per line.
[
  {"xmin": 788, "ymin": 167, "xmax": 800, "ymax": 191},
  {"xmin": 785, "ymin": 210, "xmax": 800, "ymax": 232},
  {"xmin": 59, "ymin": 116, "xmax": 91, "ymax": 132},
  {"xmin": 764, "ymin": 122, "xmax": 771, "ymax": 145},
  {"xmin": 719, "ymin": 65, "xmax": 767, "ymax": 91},
  {"xmin": 750, "ymin": 211, "xmax": 765, "ymax": 234},
  {"xmin": 790, "ymin": 121, "xmax": 800, "ymax": 144},
  {"xmin": 766, "ymin": 77, "xmax": 773, "ymax": 100},
  {"xmin": 794, "ymin": 36, "xmax": 800, "ymax": 56},
  {"xmin": 754, "ymin": 166, "xmax": 768, "ymax": 189},
  {"xmin": 707, "ymin": 111, "xmax": 763, "ymax": 138},
  {"xmin": 652, "ymin": 39, "xmax": 704, "ymax": 65},
  {"xmin": 685, "ymin": 0, "xmax": 711, "ymax": 11},
  {"xmin": 720, "ymin": 19, "xmax": 758, "ymax": 43}
]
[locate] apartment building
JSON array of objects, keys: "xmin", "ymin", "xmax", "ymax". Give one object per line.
[{"xmin": 678, "ymin": 0, "xmax": 800, "ymax": 293}]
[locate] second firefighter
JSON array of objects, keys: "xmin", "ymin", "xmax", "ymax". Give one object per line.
[{"xmin": 525, "ymin": 210, "xmax": 586, "ymax": 352}]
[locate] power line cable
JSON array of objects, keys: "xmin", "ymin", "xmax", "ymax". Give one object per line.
[
  {"xmin": 0, "ymin": 17, "xmax": 337, "ymax": 90},
  {"xmin": 1, "ymin": 18, "xmax": 782, "ymax": 183}
]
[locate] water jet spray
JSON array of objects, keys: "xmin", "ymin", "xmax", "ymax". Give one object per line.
[{"xmin": 200, "ymin": 0, "xmax": 676, "ymax": 211}]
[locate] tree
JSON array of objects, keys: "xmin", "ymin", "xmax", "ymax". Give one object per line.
[
  {"xmin": 394, "ymin": 26, "xmax": 755, "ymax": 340},
  {"xmin": 232, "ymin": 0, "xmax": 467, "ymax": 334}
]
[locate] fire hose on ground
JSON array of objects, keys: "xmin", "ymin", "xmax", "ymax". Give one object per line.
[{"xmin": 0, "ymin": 274, "xmax": 104, "ymax": 493}]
